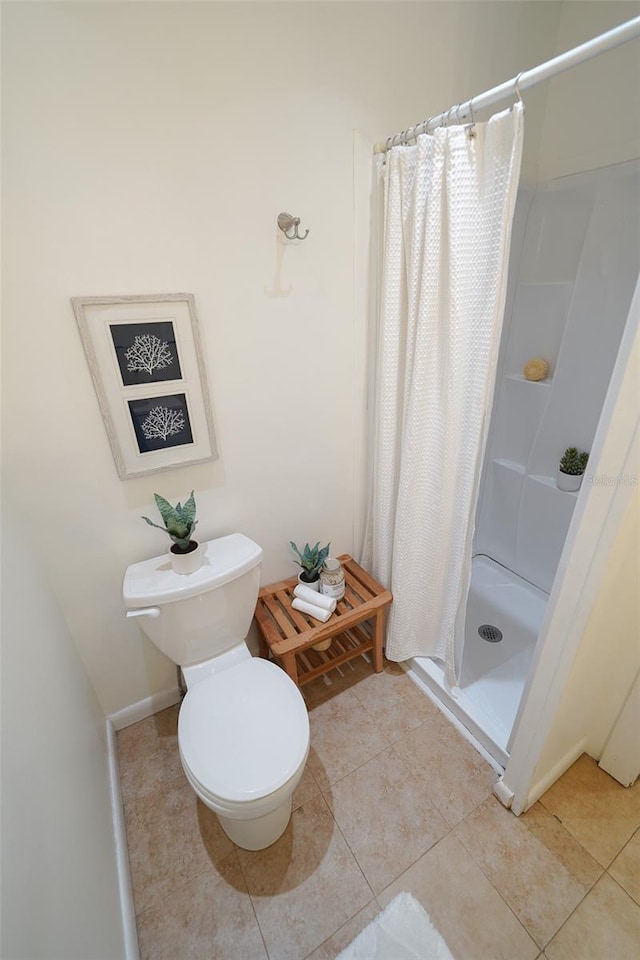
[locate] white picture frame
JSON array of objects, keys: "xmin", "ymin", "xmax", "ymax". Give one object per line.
[{"xmin": 72, "ymin": 293, "xmax": 218, "ymax": 480}]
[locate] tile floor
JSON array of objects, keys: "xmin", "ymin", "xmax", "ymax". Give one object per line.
[{"xmin": 117, "ymin": 658, "xmax": 640, "ymax": 960}]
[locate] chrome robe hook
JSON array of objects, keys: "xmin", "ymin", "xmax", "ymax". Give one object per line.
[{"xmin": 277, "ymin": 212, "xmax": 309, "ymax": 241}]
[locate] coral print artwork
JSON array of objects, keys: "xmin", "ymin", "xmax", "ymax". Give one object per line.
[
  {"xmin": 128, "ymin": 393, "xmax": 193, "ymax": 453},
  {"xmin": 73, "ymin": 294, "xmax": 217, "ymax": 479},
  {"xmin": 110, "ymin": 320, "xmax": 182, "ymax": 386}
]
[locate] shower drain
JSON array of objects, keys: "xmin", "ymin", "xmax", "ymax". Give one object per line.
[{"xmin": 478, "ymin": 624, "xmax": 503, "ymax": 643}]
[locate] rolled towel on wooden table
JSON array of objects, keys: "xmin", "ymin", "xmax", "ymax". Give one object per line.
[
  {"xmin": 291, "ymin": 598, "xmax": 332, "ymax": 623},
  {"xmin": 293, "ymin": 584, "xmax": 337, "ymax": 612}
]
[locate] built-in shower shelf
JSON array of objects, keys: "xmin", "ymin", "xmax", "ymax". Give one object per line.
[
  {"xmin": 530, "ymin": 474, "xmax": 579, "ymax": 496},
  {"xmin": 505, "ymin": 373, "xmax": 552, "ymax": 388},
  {"xmin": 493, "ymin": 458, "xmax": 525, "ymax": 474},
  {"xmin": 491, "ymin": 462, "xmax": 580, "ymax": 498}
]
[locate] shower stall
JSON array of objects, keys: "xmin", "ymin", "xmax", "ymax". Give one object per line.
[{"xmin": 410, "ymin": 157, "xmax": 640, "ymax": 765}]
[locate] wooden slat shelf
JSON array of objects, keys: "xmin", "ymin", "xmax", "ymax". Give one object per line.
[{"xmin": 254, "ymin": 555, "xmax": 393, "ymax": 686}]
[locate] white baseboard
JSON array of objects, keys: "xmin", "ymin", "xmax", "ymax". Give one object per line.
[
  {"xmin": 493, "ymin": 777, "xmax": 515, "ymax": 809},
  {"xmin": 108, "ymin": 686, "xmax": 181, "ymax": 731},
  {"xmin": 106, "ymin": 718, "xmax": 139, "ymax": 960},
  {"xmin": 519, "ymin": 737, "xmax": 588, "ymax": 813}
]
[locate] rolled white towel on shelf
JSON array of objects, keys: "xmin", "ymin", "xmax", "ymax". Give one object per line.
[
  {"xmin": 293, "ymin": 584, "xmax": 337, "ymax": 612},
  {"xmin": 292, "ymin": 598, "xmax": 332, "ymax": 623}
]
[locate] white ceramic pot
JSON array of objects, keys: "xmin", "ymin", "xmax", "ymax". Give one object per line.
[
  {"xmin": 297, "ymin": 572, "xmax": 320, "ymax": 592},
  {"xmin": 557, "ymin": 470, "xmax": 583, "ymax": 492},
  {"xmin": 169, "ymin": 541, "xmax": 202, "ymax": 575}
]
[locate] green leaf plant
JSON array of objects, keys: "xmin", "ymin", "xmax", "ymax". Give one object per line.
[
  {"xmin": 142, "ymin": 491, "xmax": 198, "ymax": 553},
  {"xmin": 559, "ymin": 447, "xmax": 589, "ymax": 476},
  {"xmin": 289, "ymin": 540, "xmax": 331, "ymax": 582}
]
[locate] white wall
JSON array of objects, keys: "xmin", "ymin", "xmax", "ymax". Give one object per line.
[
  {"xmin": 538, "ymin": 0, "xmax": 640, "ymax": 181},
  {"xmin": 1, "ymin": 505, "xmax": 125, "ymax": 960},
  {"xmin": 532, "ymin": 483, "xmax": 640, "ymax": 784},
  {"xmin": 2, "ymin": 1, "xmax": 563, "ymax": 714},
  {"xmin": 485, "ymin": 2, "xmax": 640, "ymax": 802},
  {"xmin": 503, "ymin": 279, "xmax": 639, "ymax": 813}
]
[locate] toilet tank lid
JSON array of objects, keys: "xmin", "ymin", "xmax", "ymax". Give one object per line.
[{"xmin": 123, "ymin": 533, "xmax": 263, "ymax": 607}]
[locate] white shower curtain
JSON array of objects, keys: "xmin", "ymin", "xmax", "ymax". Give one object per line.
[{"xmin": 362, "ymin": 104, "xmax": 524, "ymax": 683}]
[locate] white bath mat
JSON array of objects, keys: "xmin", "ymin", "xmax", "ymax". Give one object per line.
[{"xmin": 336, "ymin": 892, "xmax": 454, "ymax": 960}]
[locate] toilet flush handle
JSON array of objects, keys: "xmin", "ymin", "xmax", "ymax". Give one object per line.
[{"xmin": 126, "ymin": 606, "xmax": 161, "ymax": 619}]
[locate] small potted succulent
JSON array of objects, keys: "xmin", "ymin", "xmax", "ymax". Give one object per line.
[
  {"xmin": 142, "ymin": 490, "xmax": 201, "ymax": 575},
  {"xmin": 290, "ymin": 540, "xmax": 330, "ymax": 591},
  {"xmin": 557, "ymin": 447, "xmax": 589, "ymax": 492}
]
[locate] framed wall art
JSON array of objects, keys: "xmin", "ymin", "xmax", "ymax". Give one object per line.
[{"xmin": 72, "ymin": 293, "xmax": 218, "ymax": 480}]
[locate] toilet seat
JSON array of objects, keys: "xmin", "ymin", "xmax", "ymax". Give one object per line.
[{"xmin": 178, "ymin": 658, "xmax": 309, "ymax": 805}]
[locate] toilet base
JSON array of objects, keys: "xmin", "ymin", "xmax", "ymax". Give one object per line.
[{"xmin": 215, "ymin": 796, "xmax": 292, "ymax": 850}]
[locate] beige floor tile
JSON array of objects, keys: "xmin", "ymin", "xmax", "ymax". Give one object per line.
[
  {"xmin": 292, "ymin": 761, "xmax": 320, "ymax": 811},
  {"xmin": 304, "ymin": 902, "xmax": 381, "ymax": 960},
  {"xmin": 393, "ymin": 709, "xmax": 498, "ymax": 826},
  {"xmin": 237, "ymin": 793, "xmax": 372, "ymax": 960},
  {"xmin": 116, "ymin": 704, "xmax": 184, "ymax": 804},
  {"xmin": 350, "ymin": 661, "xmax": 439, "ymax": 741},
  {"xmin": 609, "ymin": 828, "xmax": 640, "ymax": 905},
  {"xmin": 306, "ymin": 688, "xmax": 389, "ymax": 790},
  {"xmin": 455, "ymin": 797, "xmax": 602, "ymax": 948},
  {"xmin": 377, "ymin": 832, "xmax": 538, "ymax": 960},
  {"xmin": 136, "ymin": 850, "xmax": 267, "ymax": 960},
  {"xmin": 545, "ymin": 873, "xmax": 640, "ymax": 960},
  {"xmin": 325, "ymin": 745, "xmax": 449, "ymax": 893},
  {"xmin": 121, "ymin": 696, "xmax": 640, "ymax": 959},
  {"xmin": 539, "ymin": 755, "xmax": 640, "ymax": 867},
  {"xmin": 124, "ymin": 778, "xmax": 234, "ymax": 915}
]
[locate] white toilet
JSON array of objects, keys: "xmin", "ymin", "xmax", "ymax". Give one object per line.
[{"xmin": 123, "ymin": 533, "xmax": 310, "ymax": 850}]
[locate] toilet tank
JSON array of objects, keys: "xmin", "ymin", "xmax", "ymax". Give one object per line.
[{"xmin": 123, "ymin": 534, "xmax": 263, "ymax": 667}]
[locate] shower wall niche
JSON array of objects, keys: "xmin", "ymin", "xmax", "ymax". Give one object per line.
[{"xmin": 476, "ymin": 158, "xmax": 640, "ymax": 594}]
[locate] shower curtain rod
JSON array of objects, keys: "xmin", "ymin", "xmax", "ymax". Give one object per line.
[{"xmin": 374, "ymin": 15, "xmax": 640, "ymax": 153}]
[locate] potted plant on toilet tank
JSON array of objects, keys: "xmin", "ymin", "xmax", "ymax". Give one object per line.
[
  {"xmin": 290, "ymin": 540, "xmax": 330, "ymax": 591},
  {"xmin": 557, "ymin": 447, "xmax": 589, "ymax": 492},
  {"xmin": 142, "ymin": 490, "xmax": 202, "ymax": 574}
]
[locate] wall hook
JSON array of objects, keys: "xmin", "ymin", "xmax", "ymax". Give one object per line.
[{"xmin": 277, "ymin": 212, "xmax": 309, "ymax": 241}]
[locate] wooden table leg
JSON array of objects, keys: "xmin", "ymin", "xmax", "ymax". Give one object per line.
[
  {"xmin": 281, "ymin": 652, "xmax": 299, "ymax": 686},
  {"xmin": 258, "ymin": 633, "xmax": 270, "ymax": 659},
  {"xmin": 373, "ymin": 608, "xmax": 387, "ymax": 673}
]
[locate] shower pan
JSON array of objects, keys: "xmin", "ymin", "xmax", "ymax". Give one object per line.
[
  {"xmin": 410, "ymin": 157, "xmax": 640, "ymax": 766},
  {"xmin": 413, "ymin": 557, "xmax": 547, "ymax": 765}
]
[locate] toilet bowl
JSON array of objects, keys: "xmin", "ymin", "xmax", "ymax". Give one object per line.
[
  {"xmin": 178, "ymin": 655, "xmax": 309, "ymax": 849},
  {"xmin": 123, "ymin": 534, "xmax": 310, "ymax": 850}
]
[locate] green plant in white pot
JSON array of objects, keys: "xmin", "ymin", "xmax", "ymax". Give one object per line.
[
  {"xmin": 290, "ymin": 540, "xmax": 330, "ymax": 591},
  {"xmin": 557, "ymin": 448, "xmax": 589, "ymax": 492},
  {"xmin": 142, "ymin": 491, "xmax": 202, "ymax": 575}
]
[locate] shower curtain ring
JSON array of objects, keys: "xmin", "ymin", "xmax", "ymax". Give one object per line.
[
  {"xmin": 513, "ymin": 72, "xmax": 525, "ymax": 110},
  {"xmin": 466, "ymin": 95, "xmax": 477, "ymax": 139}
]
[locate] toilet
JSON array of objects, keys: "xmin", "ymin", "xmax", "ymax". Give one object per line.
[{"xmin": 122, "ymin": 533, "xmax": 310, "ymax": 850}]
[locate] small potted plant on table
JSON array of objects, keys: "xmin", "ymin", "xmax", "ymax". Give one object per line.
[
  {"xmin": 557, "ymin": 448, "xmax": 589, "ymax": 492},
  {"xmin": 142, "ymin": 490, "xmax": 201, "ymax": 575},
  {"xmin": 290, "ymin": 540, "xmax": 330, "ymax": 591}
]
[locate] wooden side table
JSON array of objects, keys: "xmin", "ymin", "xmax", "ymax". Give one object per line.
[{"xmin": 254, "ymin": 555, "xmax": 392, "ymax": 686}]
